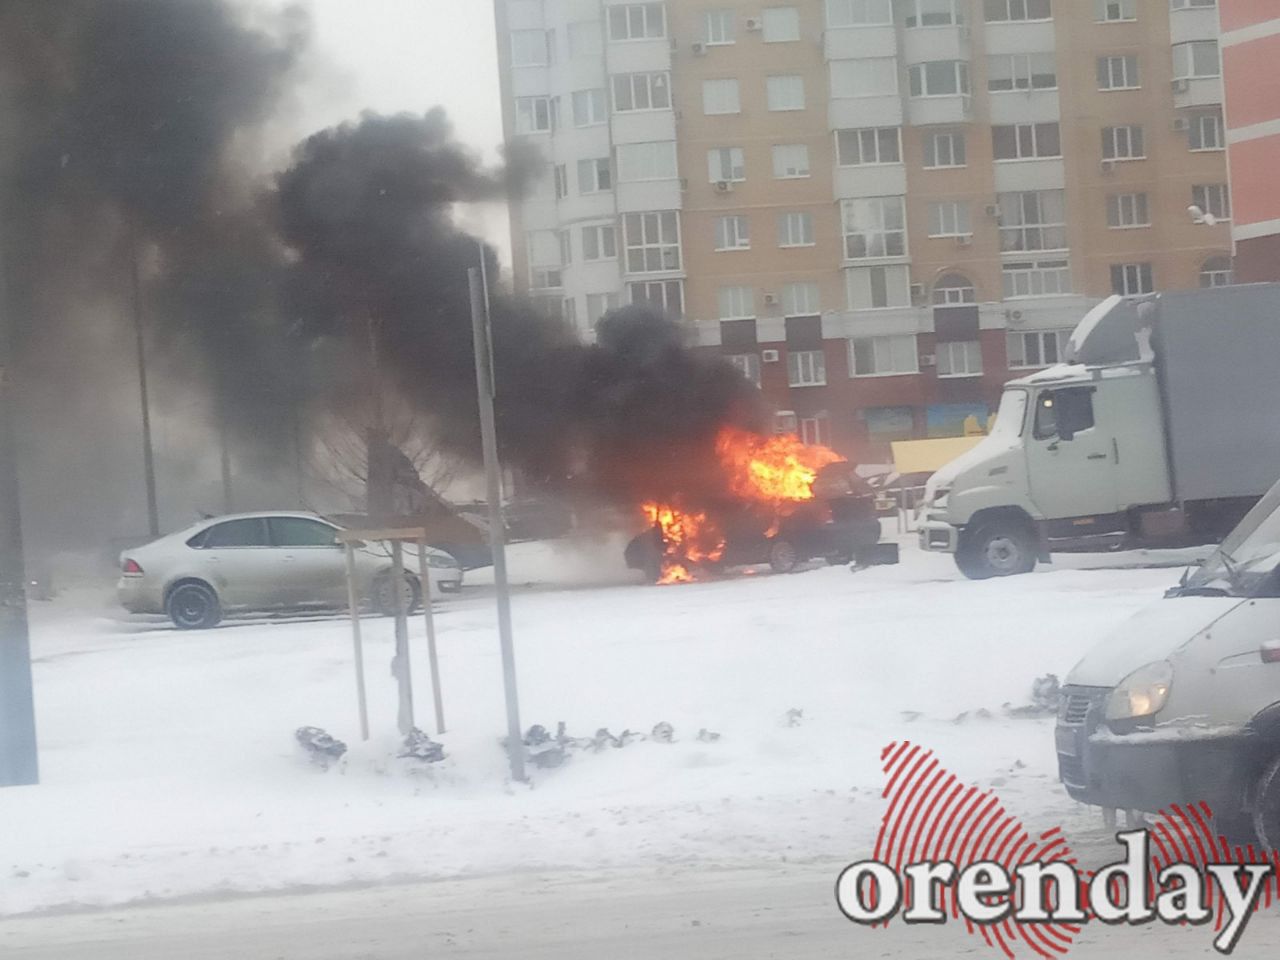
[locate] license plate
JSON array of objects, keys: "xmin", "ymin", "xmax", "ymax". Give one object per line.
[{"xmin": 1055, "ymin": 726, "xmax": 1079, "ymax": 758}]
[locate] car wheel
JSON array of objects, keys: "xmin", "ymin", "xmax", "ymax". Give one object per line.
[
  {"xmin": 769, "ymin": 539, "xmax": 800, "ymax": 574},
  {"xmin": 166, "ymin": 581, "xmax": 222, "ymax": 630},
  {"xmin": 374, "ymin": 573, "xmax": 421, "ymax": 617},
  {"xmin": 1252, "ymin": 755, "xmax": 1280, "ymax": 850},
  {"xmin": 956, "ymin": 520, "xmax": 1037, "ymax": 580}
]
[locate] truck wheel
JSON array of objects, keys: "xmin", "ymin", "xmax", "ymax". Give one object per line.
[
  {"xmin": 1252, "ymin": 755, "xmax": 1280, "ymax": 850},
  {"xmin": 956, "ymin": 521, "xmax": 1037, "ymax": 580},
  {"xmin": 769, "ymin": 539, "xmax": 799, "ymax": 574}
]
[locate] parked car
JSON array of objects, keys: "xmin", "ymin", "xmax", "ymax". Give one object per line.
[
  {"xmin": 117, "ymin": 511, "xmax": 462, "ymax": 630},
  {"xmin": 1056, "ymin": 475, "xmax": 1280, "ymax": 845}
]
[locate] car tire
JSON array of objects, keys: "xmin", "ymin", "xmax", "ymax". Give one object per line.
[
  {"xmin": 769, "ymin": 539, "xmax": 800, "ymax": 574},
  {"xmin": 1252, "ymin": 755, "xmax": 1280, "ymax": 850},
  {"xmin": 374, "ymin": 573, "xmax": 421, "ymax": 617},
  {"xmin": 956, "ymin": 520, "xmax": 1037, "ymax": 580},
  {"xmin": 166, "ymin": 581, "xmax": 222, "ymax": 630}
]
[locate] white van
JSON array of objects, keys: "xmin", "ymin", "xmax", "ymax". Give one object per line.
[{"xmin": 1056, "ymin": 477, "xmax": 1280, "ymax": 845}]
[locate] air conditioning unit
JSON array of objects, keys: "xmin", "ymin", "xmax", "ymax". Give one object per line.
[
  {"xmin": 1172, "ymin": 78, "xmax": 1191, "ymax": 94},
  {"xmin": 1005, "ymin": 308, "xmax": 1024, "ymax": 324},
  {"xmin": 762, "ymin": 349, "xmax": 781, "ymax": 363},
  {"xmin": 1100, "ymin": 159, "xmax": 1116, "ymax": 175},
  {"xmin": 909, "ymin": 282, "xmax": 926, "ymax": 304},
  {"xmin": 920, "ymin": 353, "xmax": 937, "ymax": 367},
  {"xmin": 692, "ymin": 41, "xmax": 707, "ymax": 55},
  {"xmin": 763, "ymin": 292, "xmax": 778, "ymax": 305},
  {"xmin": 955, "ymin": 234, "xmax": 973, "ymax": 247},
  {"xmin": 984, "ymin": 203, "xmax": 1001, "ymax": 218},
  {"xmin": 1172, "ymin": 116, "xmax": 1191, "ymax": 133},
  {"xmin": 715, "ymin": 180, "xmax": 734, "ymax": 193},
  {"xmin": 745, "ymin": 17, "xmax": 763, "ymax": 31}
]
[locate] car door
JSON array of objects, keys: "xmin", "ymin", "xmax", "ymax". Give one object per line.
[
  {"xmin": 1025, "ymin": 385, "xmax": 1120, "ymax": 522},
  {"xmin": 191, "ymin": 518, "xmax": 276, "ymax": 609},
  {"xmin": 267, "ymin": 516, "xmax": 349, "ymax": 608}
]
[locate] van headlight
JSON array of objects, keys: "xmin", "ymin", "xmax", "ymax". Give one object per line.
[
  {"xmin": 1105, "ymin": 661, "xmax": 1173, "ymax": 721},
  {"xmin": 931, "ymin": 486, "xmax": 951, "ymax": 509}
]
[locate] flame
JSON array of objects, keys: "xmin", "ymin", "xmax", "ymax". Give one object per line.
[{"xmin": 639, "ymin": 427, "xmax": 845, "ymax": 584}]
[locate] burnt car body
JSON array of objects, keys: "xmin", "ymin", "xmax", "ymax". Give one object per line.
[{"xmin": 624, "ymin": 463, "xmax": 895, "ymax": 580}]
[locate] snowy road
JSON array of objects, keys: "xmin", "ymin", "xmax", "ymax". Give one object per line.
[
  {"xmin": 8, "ymin": 863, "xmax": 1280, "ymax": 959},
  {"xmin": 1, "ymin": 535, "xmax": 1203, "ymax": 919}
]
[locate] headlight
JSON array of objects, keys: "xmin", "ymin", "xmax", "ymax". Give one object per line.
[
  {"xmin": 1105, "ymin": 660, "xmax": 1173, "ymax": 721},
  {"xmin": 427, "ymin": 555, "xmax": 460, "ymax": 569},
  {"xmin": 931, "ymin": 486, "xmax": 951, "ymax": 509}
]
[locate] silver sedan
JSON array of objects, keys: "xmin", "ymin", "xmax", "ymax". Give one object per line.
[{"xmin": 117, "ymin": 512, "xmax": 462, "ymax": 629}]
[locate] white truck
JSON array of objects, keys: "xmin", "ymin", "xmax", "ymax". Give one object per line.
[{"xmin": 919, "ymin": 284, "xmax": 1280, "ymax": 579}]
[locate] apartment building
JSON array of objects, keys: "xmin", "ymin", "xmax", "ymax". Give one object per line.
[
  {"xmin": 495, "ymin": 0, "xmax": 1233, "ymax": 461},
  {"xmin": 1219, "ymin": 0, "xmax": 1280, "ymax": 281}
]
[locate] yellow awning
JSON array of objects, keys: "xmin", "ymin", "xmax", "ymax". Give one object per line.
[{"xmin": 891, "ymin": 436, "xmax": 984, "ymax": 475}]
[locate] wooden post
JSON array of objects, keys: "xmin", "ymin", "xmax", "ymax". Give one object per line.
[
  {"xmin": 344, "ymin": 542, "xmax": 369, "ymax": 741},
  {"xmin": 390, "ymin": 540, "xmax": 414, "ymax": 735},
  {"xmin": 418, "ymin": 543, "xmax": 446, "ymax": 735}
]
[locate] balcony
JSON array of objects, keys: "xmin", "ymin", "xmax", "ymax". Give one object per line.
[
  {"xmin": 824, "ymin": 24, "xmax": 897, "ymax": 61},
  {"xmin": 907, "ymin": 94, "xmax": 971, "ymax": 127},
  {"xmin": 823, "ymin": 305, "xmax": 928, "ymax": 339},
  {"xmin": 992, "ymin": 158, "xmax": 1065, "ymax": 192},
  {"xmin": 834, "ymin": 163, "xmax": 907, "ymax": 200},
  {"xmin": 1170, "ymin": 5, "xmax": 1220, "ymax": 44},
  {"xmin": 1172, "ymin": 76, "xmax": 1223, "ymax": 110},
  {"xmin": 989, "ymin": 89, "xmax": 1060, "ymax": 125},
  {"xmin": 605, "ymin": 37, "xmax": 671, "ymax": 75},
  {"xmin": 611, "ymin": 109, "xmax": 677, "ymax": 145},
  {"xmin": 829, "ymin": 95, "xmax": 903, "ymax": 130},
  {"xmin": 616, "ymin": 179, "xmax": 683, "ymax": 214},
  {"xmin": 902, "ymin": 25, "xmax": 971, "ymax": 66}
]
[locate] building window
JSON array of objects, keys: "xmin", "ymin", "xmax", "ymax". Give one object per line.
[
  {"xmin": 1097, "ymin": 55, "xmax": 1139, "ymax": 90},
  {"xmin": 727, "ymin": 353, "xmax": 762, "ymax": 386},
  {"xmin": 617, "ymin": 141, "xmax": 678, "ymax": 181},
  {"xmin": 988, "ymin": 53, "xmax": 1057, "ymax": 91},
  {"xmin": 933, "ymin": 273, "xmax": 976, "ymax": 305},
  {"xmin": 511, "ymin": 29, "xmax": 550, "ymax": 67},
  {"xmin": 1192, "ymin": 183, "xmax": 1231, "ymax": 221},
  {"xmin": 1111, "ymin": 262, "xmax": 1153, "ymax": 296},
  {"xmin": 927, "ymin": 201, "xmax": 971, "ymax": 238},
  {"xmin": 705, "ymin": 9, "xmax": 735, "ymax": 44},
  {"xmin": 1003, "ymin": 259, "xmax": 1071, "ymax": 297},
  {"xmin": 581, "ymin": 225, "xmax": 617, "ymax": 261},
  {"xmin": 623, "ymin": 211, "xmax": 682, "ymax": 273},
  {"xmin": 1173, "ymin": 40, "xmax": 1220, "ymax": 79},
  {"xmin": 715, "ymin": 215, "xmax": 751, "ymax": 251},
  {"xmin": 777, "ymin": 212, "xmax": 816, "ymax": 247},
  {"xmin": 924, "ymin": 130, "xmax": 966, "ymax": 168},
  {"xmin": 586, "ymin": 292, "xmax": 621, "ymax": 325},
  {"xmin": 718, "ymin": 285, "xmax": 755, "ymax": 319},
  {"xmin": 1102, "ymin": 125, "xmax": 1145, "ymax": 160},
  {"xmin": 772, "ymin": 144, "xmax": 811, "ymax": 178},
  {"xmin": 992, "ymin": 122, "xmax": 1061, "ymax": 161},
  {"xmin": 568, "ymin": 21, "xmax": 604, "ymax": 58},
  {"xmin": 707, "ymin": 146, "xmax": 746, "ymax": 182},
  {"xmin": 1200, "ymin": 256, "xmax": 1233, "ymax": 288},
  {"xmin": 1171, "ymin": 0, "xmax": 1217, "ymax": 8},
  {"xmin": 559, "ymin": 230, "xmax": 573, "ymax": 266},
  {"xmin": 763, "ymin": 6, "xmax": 801, "ymax": 41},
  {"xmin": 515, "ymin": 96, "xmax": 555, "ymax": 133},
  {"xmin": 529, "ymin": 266, "xmax": 563, "ymax": 290},
  {"xmin": 1007, "ymin": 329, "xmax": 1070, "ymax": 369},
  {"xmin": 781, "ymin": 281, "xmax": 821, "ymax": 316},
  {"xmin": 1189, "ymin": 109, "xmax": 1224, "ymax": 151},
  {"xmin": 825, "ymin": 0, "xmax": 893, "ymax": 27},
  {"xmin": 984, "ymin": 0, "xmax": 1052, "ymax": 21},
  {"xmin": 998, "ymin": 190, "xmax": 1066, "ymax": 252},
  {"xmin": 851, "ymin": 335, "xmax": 919, "ymax": 377},
  {"xmin": 628, "ymin": 279, "xmax": 683, "ymax": 315},
  {"xmin": 608, "ymin": 3, "xmax": 667, "ymax": 41},
  {"xmin": 572, "ymin": 89, "xmax": 608, "ymax": 127},
  {"xmin": 835, "ymin": 127, "xmax": 901, "ymax": 165},
  {"xmin": 829, "ymin": 58, "xmax": 899, "ymax": 97},
  {"xmin": 612, "ymin": 72, "xmax": 671, "ymax": 112},
  {"xmin": 561, "ymin": 297, "xmax": 578, "ymax": 329},
  {"xmin": 1094, "ymin": 0, "xmax": 1136, "ymax": 21},
  {"xmin": 767, "ymin": 75, "xmax": 806, "ymax": 111},
  {"xmin": 841, "ymin": 197, "xmax": 907, "ymax": 260},
  {"xmin": 788, "ymin": 350, "xmax": 827, "ymax": 387},
  {"xmin": 800, "ymin": 417, "xmax": 829, "ymax": 447},
  {"xmin": 937, "ymin": 341, "xmax": 983, "ymax": 378},
  {"xmin": 909, "ymin": 61, "xmax": 970, "ymax": 97},
  {"xmin": 575, "ymin": 158, "xmax": 610, "ymax": 194},
  {"xmin": 553, "ymin": 164, "xmax": 569, "ymax": 199},
  {"xmin": 847, "ymin": 265, "xmax": 911, "ymax": 308},
  {"xmin": 903, "ymin": 0, "xmax": 963, "ymax": 26},
  {"xmin": 1106, "ymin": 192, "xmax": 1150, "ymax": 228},
  {"xmin": 702, "ymin": 78, "xmax": 742, "ymax": 114}
]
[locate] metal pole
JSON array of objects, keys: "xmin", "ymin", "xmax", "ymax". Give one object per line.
[
  {"xmin": 469, "ymin": 267, "xmax": 525, "ymax": 782},
  {"xmin": 418, "ymin": 542, "xmax": 445, "ymax": 735},
  {"xmin": 390, "ymin": 540, "xmax": 414, "ymax": 736},
  {"xmin": 129, "ymin": 224, "xmax": 160, "ymax": 538},
  {"xmin": 219, "ymin": 411, "xmax": 233, "ymax": 515},
  {"xmin": 0, "ymin": 233, "xmax": 38, "ymax": 787},
  {"xmin": 343, "ymin": 542, "xmax": 369, "ymax": 741}
]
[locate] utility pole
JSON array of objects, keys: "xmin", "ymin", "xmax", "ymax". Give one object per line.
[
  {"xmin": 468, "ymin": 265, "xmax": 525, "ymax": 783},
  {"xmin": 0, "ymin": 228, "xmax": 39, "ymax": 787},
  {"xmin": 129, "ymin": 223, "xmax": 160, "ymax": 538}
]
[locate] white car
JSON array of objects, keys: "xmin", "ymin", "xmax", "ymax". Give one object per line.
[{"xmin": 117, "ymin": 511, "xmax": 462, "ymax": 629}]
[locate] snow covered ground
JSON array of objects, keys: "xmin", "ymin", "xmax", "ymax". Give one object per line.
[{"xmin": 0, "ymin": 533, "xmax": 1195, "ymax": 916}]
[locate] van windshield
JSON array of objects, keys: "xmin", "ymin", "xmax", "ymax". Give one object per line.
[
  {"xmin": 989, "ymin": 389, "xmax": 1029, "ymax": 441},
  {"xmin": 1182, "ymin": 480, "xmax": 1280, "ymax": 596}
]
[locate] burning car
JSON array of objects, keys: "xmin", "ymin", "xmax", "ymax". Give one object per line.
[{"xmin": 624, "ymin": 428, "xmax": 895, "ymax": 584}]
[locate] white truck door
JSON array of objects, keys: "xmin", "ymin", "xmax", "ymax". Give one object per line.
[{"xmin": 1025, "ymin": 385, "xmax": 1120, "ymax": 520}]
